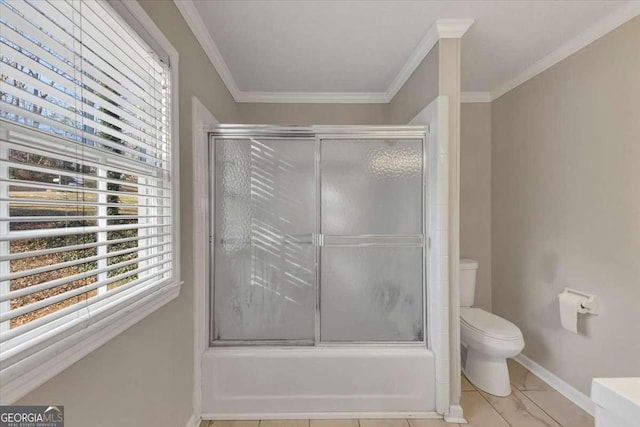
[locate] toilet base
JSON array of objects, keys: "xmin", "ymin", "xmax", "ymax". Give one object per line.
[{"xmin": 463, "ymin": 348, "xmax": 512, "ymax": 397}]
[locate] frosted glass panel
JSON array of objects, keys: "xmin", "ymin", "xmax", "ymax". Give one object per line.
[
  {"xmin": 321, "ymin": 139, "xmax": 423, "ymax": 235},
  {"xmin": 213, "ymin": 138, "xmax": 316, "ymax": 341},
  {"xmin": 320, "ymin": 246, "xmax": 423, "ymax": 342}
]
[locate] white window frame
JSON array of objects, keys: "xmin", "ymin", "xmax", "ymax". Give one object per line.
[{"xmin": 0, "ymin": 0, "xmax": 181, "ymax": 404}]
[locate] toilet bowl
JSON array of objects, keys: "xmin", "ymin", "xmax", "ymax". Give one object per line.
[{"xmin": 459, "ymin": 259, "xmax": 525, "ymax": 397}]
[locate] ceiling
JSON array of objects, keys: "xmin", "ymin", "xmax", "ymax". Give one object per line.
[{"xmin": 176, "ymin": 0, "xmax": 640, "ymax": 102}]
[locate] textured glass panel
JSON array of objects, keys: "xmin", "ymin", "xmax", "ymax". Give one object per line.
[
  {"xmin": 320, "ymin": 246, "xmax": 423, "ymax": 342},
  {"xmin": 213, "ymin": 138, "xmax": 316, "ymax": 341},
  {"xmin": 321, "ymin": 139, "xmax": 423, "ymax": 235}
]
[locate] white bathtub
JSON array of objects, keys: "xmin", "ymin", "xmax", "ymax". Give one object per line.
[
  {"xmin": 201, "ymin": 346, "xmax": 437, "ymax": 419},
  {"xmin": 592, "ymin": 378, "xmax": 640, "ymax": 427}
]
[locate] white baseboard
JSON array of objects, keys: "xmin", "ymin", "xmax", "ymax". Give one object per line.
[
  {"xmin": 185, "ymin": 413, "xmax": 201, "ymax": 427},
  {"xmin": 202, "ymin": 412, "xmax": 440, "ymax": 421},
  {"xmin": 514, "ymin": 354, "xmax": 595, "ymax": 416},
  {"xmin": 444, "ymin": 404, "xmax": 466, "ymax": 424}
]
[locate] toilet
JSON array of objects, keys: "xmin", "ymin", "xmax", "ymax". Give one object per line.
[{"xmin": 460, "ymin": 259, "xmax": 525, "ymax": 397}]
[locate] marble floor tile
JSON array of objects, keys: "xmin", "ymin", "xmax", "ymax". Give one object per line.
[
  {"xmin": 199, "ymin": 422, "xmax": 211, "ymax": 427},
  {"xmin": 408, "ymin": 419, "xmax": 457, "ymax": 427},
  {"xmin": 462, "ymin": 374, "xmax": 476, "ymax": 391},
  {"xmin": 311, "ymin": 420, "xmax": 358, "ymax": 427},
  {"xmin": 480, "ymin": 389, "xmax": 562, "ymax": 427},
  {"xmin": 523, "ymin": 390, "xmax": 594, "ymax": 427},
  {"xmin": 359, "ymin": 419, "xmax": 408, "ymax": 427},
  {"xmin": 214, "ymin": 422, "xmax": 260, "ymax": 427},
  {"xmin": 260, "ymin": 420, "xmax": 309, "ymax": 427},
  {"xmin": 508, "ymin": 359, "xmax": 551, "ymax": 391},
  {"xmin": 460, "ymin": 391, "xmax": 510, "ymax": 427}
]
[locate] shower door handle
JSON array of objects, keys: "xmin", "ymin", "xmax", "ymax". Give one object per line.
[
  {"xmin": 284, "ymin": 233, "xmax": 317, "ymax": 245},
  {"xmin": 321, "ymin": 234, "xmax": 424, "ymax": 247}
]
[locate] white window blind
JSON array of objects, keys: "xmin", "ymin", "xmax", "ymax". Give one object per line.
[{"xmin": 0, "ymin": 0, "xmax": 174, "ymax": 382}]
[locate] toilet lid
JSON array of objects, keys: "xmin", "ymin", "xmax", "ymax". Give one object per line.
[{"xmin": 460, "ymin": 308, "xmax": 522, "ymax": 340}]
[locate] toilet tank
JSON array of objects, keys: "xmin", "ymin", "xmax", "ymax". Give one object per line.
[{"xmin": 460, "ymin": 259, "xmax": 479, "ymax": 307}]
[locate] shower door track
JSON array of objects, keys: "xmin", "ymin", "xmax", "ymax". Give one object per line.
[{"xmin": 208, "ymin": 125, "xmax": 429, "ymax": 348}]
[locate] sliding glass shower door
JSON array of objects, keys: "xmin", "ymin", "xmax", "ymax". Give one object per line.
[
  {"xmin": 210, "ymin": 128, "xmax": 426, "ymax": 345},
  {"xmin": 212, "ymin": 137, "xmax": 317, "ymax": 342},
  {"xmin": 319, "ymin": 137, "xmax": 425, "ymax": 342}
]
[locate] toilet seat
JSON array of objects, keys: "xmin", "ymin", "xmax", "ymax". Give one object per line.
[{"xmin": 461, "ymin": 307, "xmax": 522, "ymax": 341}]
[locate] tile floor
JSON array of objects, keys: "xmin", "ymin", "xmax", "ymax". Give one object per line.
[{"xmin": 199, "ymin": 358, "xmax": 594, "ymax": 427}]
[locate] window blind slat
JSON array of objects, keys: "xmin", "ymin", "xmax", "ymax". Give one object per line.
[
  {"xmin": 0, "ymin": 222, "xmax": 171, "ymax": 241},
  {"xmin": 1, "ymin": 214, "xmax": 170, "ymax": 223},
  {"xmin": 2, "ymin": 240, "xmax": 171, "ymax": 284},
  {"xmin": 10, "ymin": 0, "xmax": 166, "ymax": 95},
  {"xmin": 0, "ymin": 102, "xmax": 168, "ymax": 167},
  {"xmin": 41, "ymin": 0, "xmax": 166, "ymax": 88},
  {"xmin": 0, "ymin": 6, "xmax": 167, "ymax": 122},
  {"xmin": 0, "ymin": 3, "xmax": 165, "ymax": 113},
  {"xmin": 1, "ymin": 82, "xmax": 169, "ymax": 161},
  {"xmin": 0, "ymin": 142, "xmax": 163, "ymax": 180},
  {"xmin": 3, "ymin": 202, "xmax": 167, "ymax": 217},
  {"xmin": 1, "ymin": 179, "xmax": 170, "ymax": 201},
  {"xmin": 1, "ymin": 283, "xmax": 176, "ymax": 379},
  {"xmin": 0, "ymin": 266, "xmax": 173, "ymax": 359},
  {"xmin": 82, "ymin": 1, "xmax": 165, "ymax": 76},
  {"xmin": 0, "ymin": 160, "xmax": 161, "ymax": 187},
  {"xmin": 67, "ymin": 0, "xmax": 165, "ymax": 76},
  {"xmin": 2, "ymin": 284, "xmax": 177, "ymax": 380},
  {"xmin": 0, "ymin": 231, "xmax": 171, "ymax": 262},
  {"xmin": 0, "ymin": 0, "xmax": 174, "ymax": 381},
  {"xmin": 0, "ymin": 64, "xmax": 167, "ymax": 147},
  {"xmin": 69, "ymin": 0, "xmax": 165, "ymax": 82},
  {"xmin": 0, "ymin": 250, "xmax": 172, "ymax": 320},
  {"xmin": 0, "ymin": 43, "xmax": 164, "ymax": 138}
]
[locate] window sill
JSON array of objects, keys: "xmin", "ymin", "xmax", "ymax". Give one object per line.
[{"xmin": 0, "ymin": 281, "xmax": 182, "ymax": 404}]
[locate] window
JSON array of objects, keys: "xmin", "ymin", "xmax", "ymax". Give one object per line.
[{"xmin": 0, "ymin": 0, "xmax": 178, "ymax": 399}]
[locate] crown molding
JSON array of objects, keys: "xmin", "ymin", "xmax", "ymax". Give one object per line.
[
  {"xmin": 174, "ymin": 0, "xmax": 474, "ymax": 104},
  {"xmin": 173, "ymin": 0, "xmax": 241, "ymax": 99},
  {"xmin": 436, "ymin": 19, "xmax": 475, "ymax": 38},
  {"xmin": 175, "ymin": 0, "xmax": 640, "ymax": 105},
  {"xmin": 237, "ymin": 19, "xmax": 474, "ymax": 103},
  {"xmin": 385, "ymin": 19, "xmax": 474, "ymax": 102},
  {"xmin": 490, "ymin": 1, "xmax": 640, "ymax": 101},
  {"xmin": 234, "ymin": 91, "xmax": 390, "ymax": 104},
  {"xmin": 379, "ymin": 23, "xmax": 439, "ymax": 103},
  {"xmin": 460, "ymin": 92, "xmax": 491, "ymax": 103}
]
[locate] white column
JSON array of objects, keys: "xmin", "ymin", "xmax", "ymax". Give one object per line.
[{"xmin": 436, "ymin": 19, "xmax": 473, "ymax": 423}]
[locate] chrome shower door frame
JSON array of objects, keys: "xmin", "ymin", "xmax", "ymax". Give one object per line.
[{"xmin": 208, "ymin": 125, "xmax": 429, "ymax": 348}]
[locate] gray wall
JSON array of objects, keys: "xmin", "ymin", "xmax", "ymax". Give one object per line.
[
  {"xmin": 239, "ymin": 43, "xmax": 440, "ymax": 126},
  {"xmin": 238, "ymin": 103, "xmax": 389, "ymax": 124},
  {"xmin": 460, "ymin": 103, "xmax": 492, "ymax": 311},
  {"xmin": 17, "ymin": 2, "xmax": 240, "ymax": 427},
  {"xmin": 492, "ymin": 16, "xmax": 640, "ymax": 394},
  {"xmin": 389, "ymin": 43, "xmax": 440, "ymax": 125}
]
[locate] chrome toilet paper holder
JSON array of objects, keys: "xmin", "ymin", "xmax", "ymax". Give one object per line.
[{"xmin": 561, "ymin": 288, "xmax": 599, "ymax": 315}]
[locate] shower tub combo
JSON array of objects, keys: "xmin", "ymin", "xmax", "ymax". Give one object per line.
[{"xmin": 201, "ymin": 125, "xmax": 449, "ymax": 419}]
